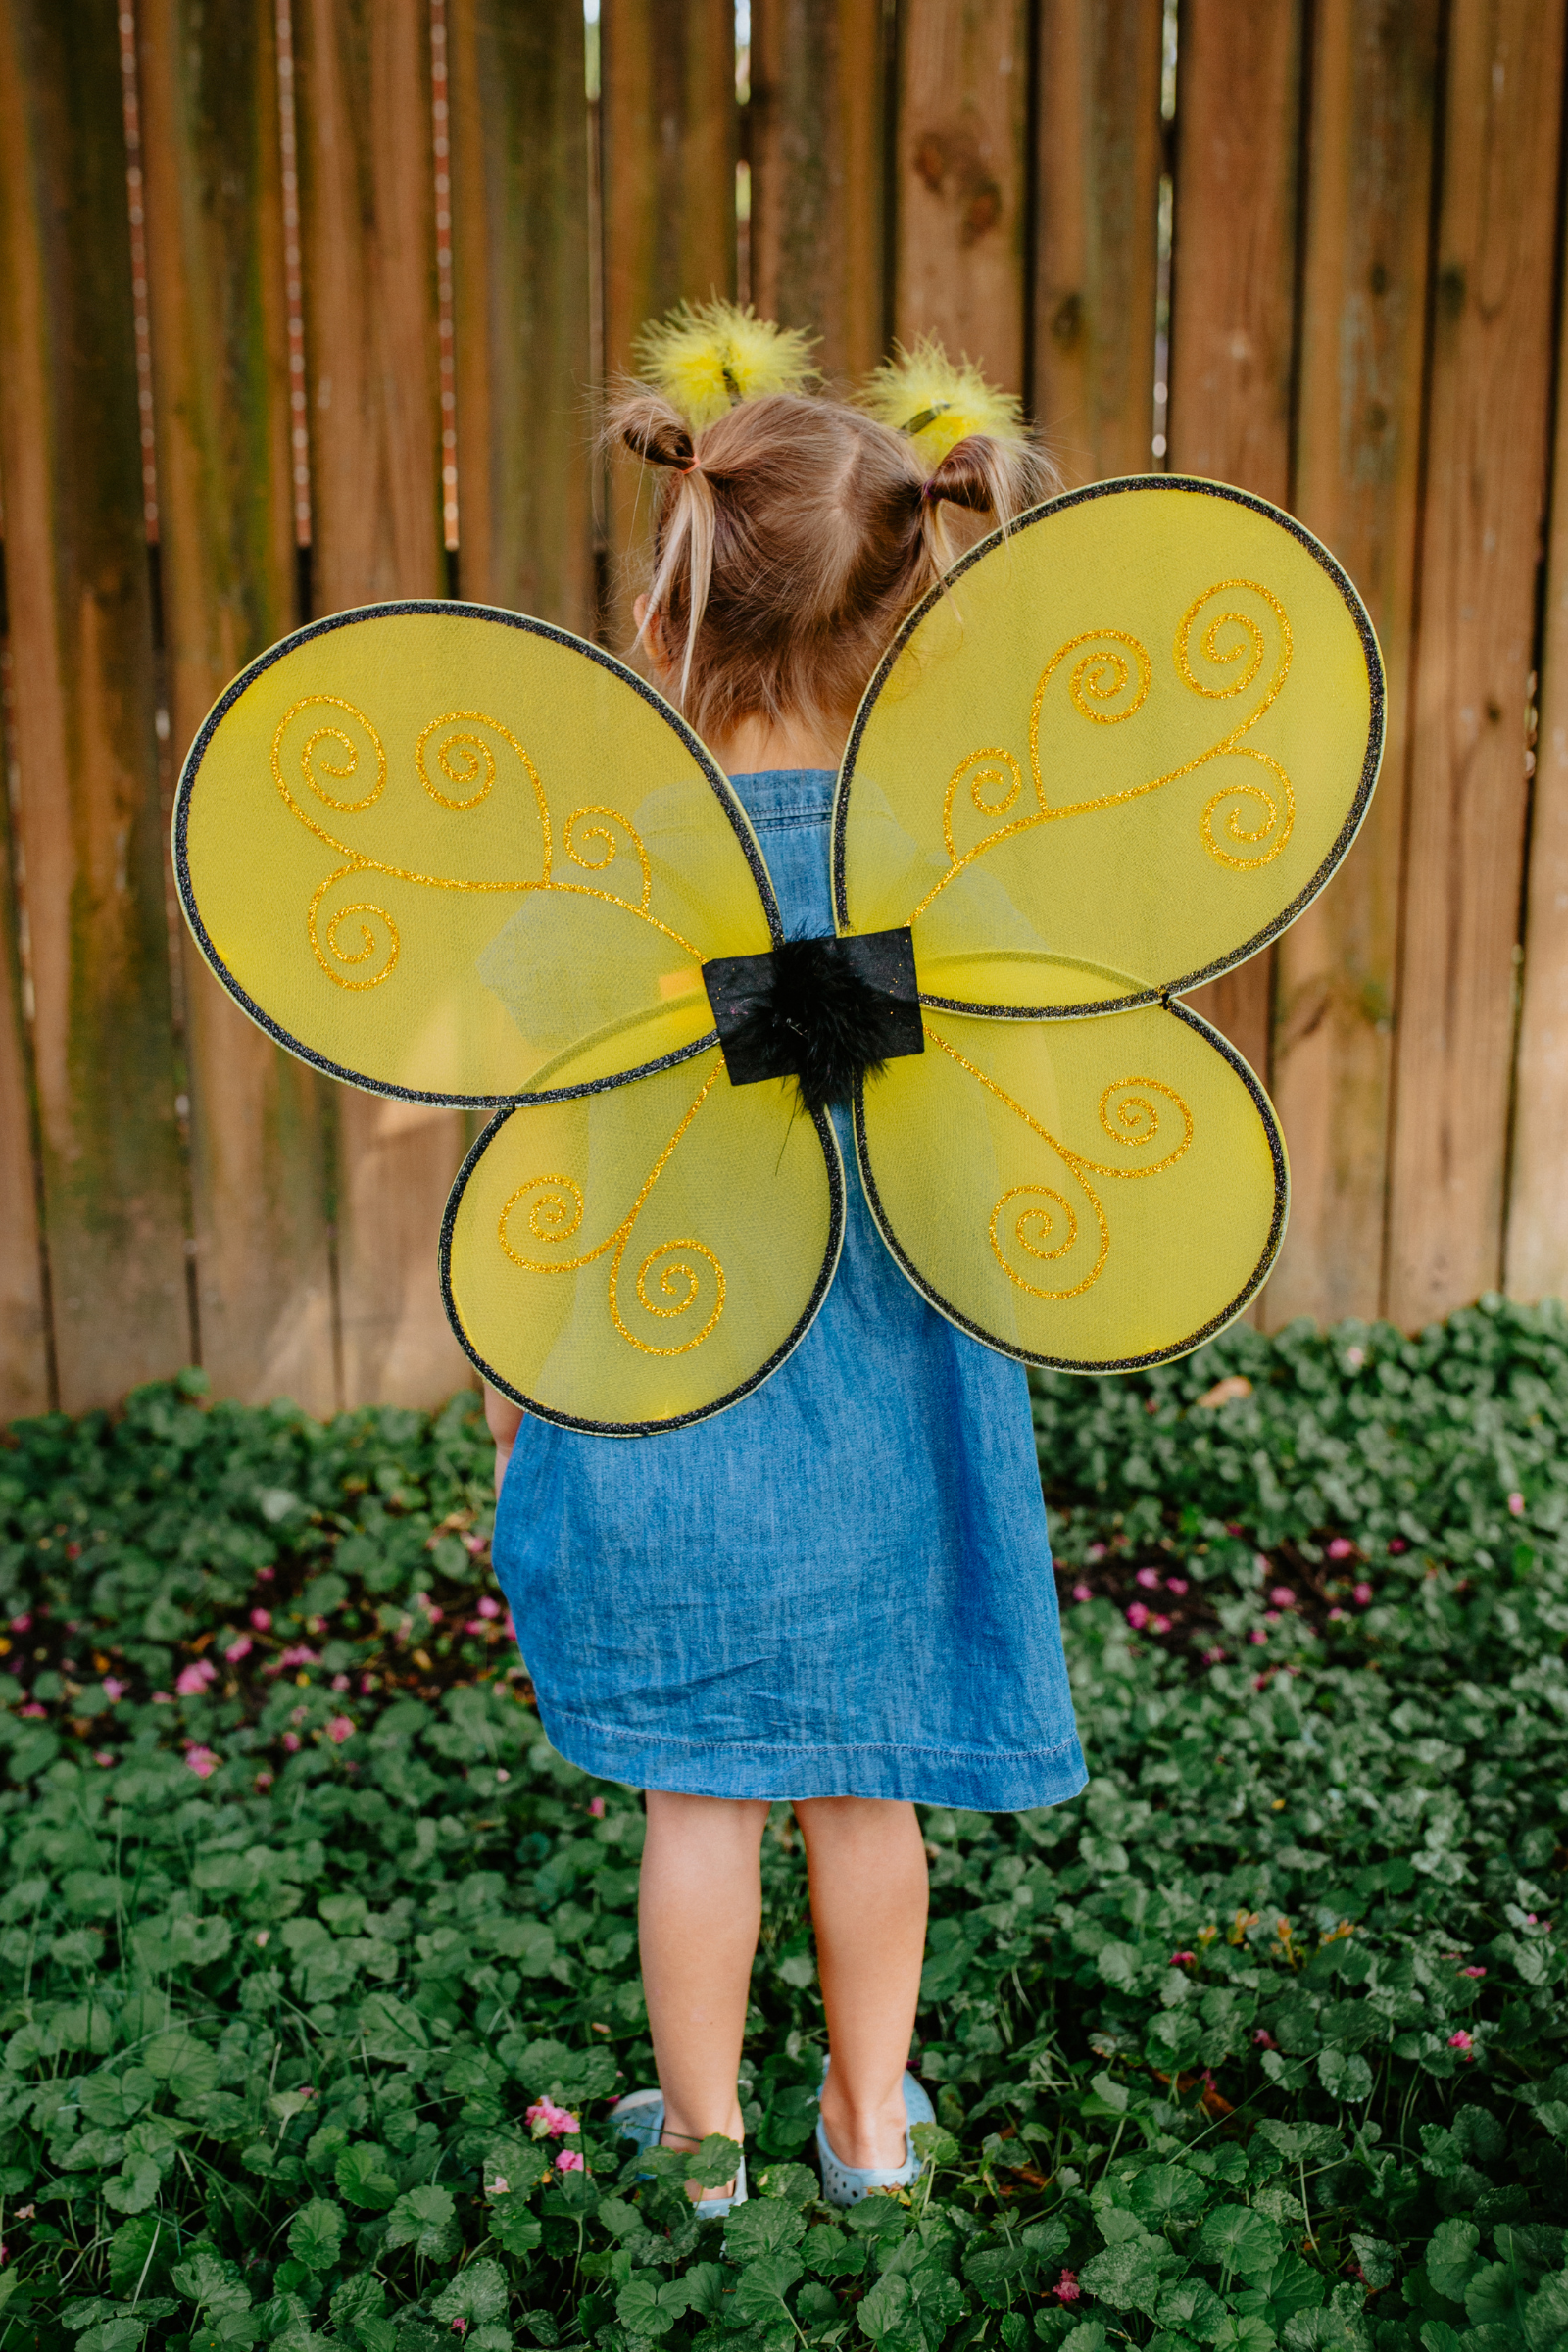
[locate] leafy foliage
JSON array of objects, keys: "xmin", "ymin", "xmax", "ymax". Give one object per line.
[{"xmin": 0, "ymin": 1298, "xmax": 1564, "ymax": 2349}]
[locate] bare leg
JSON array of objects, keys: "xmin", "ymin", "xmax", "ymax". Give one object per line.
[
  {"xmin": 794, "ymin": 1797, "xmax": 929, "ymax": 2170},
  {"xmin": 639, "ymin": 1790, "xmax": 769, "ymax": 2190}
]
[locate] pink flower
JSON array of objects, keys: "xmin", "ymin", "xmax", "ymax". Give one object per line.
[
  {"xmin": 1448, "ymin": 2030, "xmax": 1474, "ymax": 2055},
  {"xmin": 1171, "ymin": 1949, "xmax": 1197, "ymax": 1966},
  {"xmin": 1345, "ymin": 1346, "xmax": 1365, "ymax": 1369},
  {"xmin": 1225, "ymin": 1522, "xmax": 1243, "ymax": 1536},
  {"xmin": 325, "ymin": 1715, "xmax": 354, "ymax": 1744},
  {"xmin": 1249, "ymin": 1629, "xmax": 1268, "ymax": 1645},
  {"xmin": 9, "ymin": 1614, "xmax": 30, "ymax": 1634},
  {"xmin": 1052, "ymin": 2272, "xmax": 1080, "ymax": 2304},
  {"xmin": 1270, "ymin": 1586, "xmax": 1296, "ymax": 1608},
  {"xmin": 1328, "ymin": 1537, "xmax": 1355, "ymax": 1559},
  {"xmin": 1463, "ymin": 1965, "xmax": 1486, "ymax": 1978},
  {"xmin": 1254, "ymin": 1552, "xmax": 1271, "ymax": 1574},
  {"xmin": 414, "ymin": 1595, "xmax": 443, "ymax": 1624},
  {"xmin": 1126, "ymin": 1602, "xmax": 1151, "ymax": 1630},
  {"xmin": 1353, "ymin": 1582, "xmax": 1373, "ymax": 1605},
  {"xmin": 223, "ymin": 1637, "xmax": 252, "ymax": 1664},
  {"xmin": 1328, "ymin": 1607, "xmax": 1348, "ymax": 1622},
  {"xmin": 330, "ymin": 1672, "xmax": 349, "ymax": 1691},
  {"xmin": 452, "ymin": 2321, "xmax": 468, "ymax": 2335},
  {"xmin": 464, "ymin": 1534, "xmax": 490, "ymax": 1557},
  {"xmin": 1071, "ymin": 1582, "xmax": 1092, "ymax": 1602},
  {"xmin": 183, "ymin": 1745, "xmax": 220, "ymax": 1780},
  {"xmin": 589, "ymin": 1796, "xmax": 606, "ymax": 1818},
  {"xmin": 175, "ymin": 1660, "xmax": 217, "ymax": 1696},
  {"xmin": 465, "ymin": 1620, "xmax": 490, "ymax": 1637},
  {"xmin": 1388, "ymin": 1538, "xmax": 1407, "ymax": 1554},
  {"xmin": 1508, "ymin": 1492, "xmax": 1525, "ymax": 1516},
  {"xmin": 281, "ymin": 1731, "xmax": 301, "ymax": 1752},
  {"xmin": 486, "ymin": 2175, "xmax": 510, "ymax": 2197},
  {"xmin": 1086, "ymin": 1542, "xmax": 1106, "ymax": 1562},
  {"xmin": 254, "ymin": 1772, "xmax": 274, "ymax": 1791},
  {"xmin": 256, "ymin": 1565, "xmax": 275, "ymax": 1582},
  {"xmin": 307, "ymin": 1615, "xmax": 328, "ymax": 1637},
  {"xmin": 1203, "ymin": 1646, "xmax": 1226, "ymax": 1664},
  {"xmin": 527, "ymin": 2098, "xmax": 579, "ymax": 2137},
  {"xmin": 1253, "ymin": 1671, "xmax": 1272, "ymax": 1690},
  {"xmin": 102, "ymin": 1676, "xmax": 127, "ymax": 1701},
  {"xmin": 1152, "ymin": 1614, "xmax": 1172, "ymax": 1634},
  {"xmin": 249, "ymin": 1608, "xmax": 271, "ymax": 1632},
  {"xmin": 477, "ymin": 1593, "xmax": 500, "ymax": 1617},
  {"xmin": 1264, "ymin": 1610, "xmax": 1281, "ymax": 1624},
  {"xmin": 556, "ymin": 2148, "xmax": 584, "ymax": 2172},
  {"xmin": 360, "ymin": 1674, "xmax": 376, "ymax": 1695},
  {"xmin": 1166, "ymin": 1577, "xmax": 1189, "ymax": 1595},
  {"xmin": 1136, "ymin": 1567, "xmax": 1160, "ymax": 1590},
  {"xmin": 495, "ymin": 1768, "xmax": 510, "ymax": 1785},
  {"xmin": 282, "ymin": 1643, "xmax": 319, "ymax": 1667},
  {"xmin": 19, "ymin": 1704, "xmax": 46, "ymax": 1719},
  {"xmin": 93, "ymin": 1750, "xmax": 114, "ymax": 1767},
  {"xmin": 1253, "ymin": 2028, "xmax": 1276, "ymax": 2048}
]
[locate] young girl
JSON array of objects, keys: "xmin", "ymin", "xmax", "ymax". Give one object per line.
[{"xmin": 484, "ymin": 324, "xmax": 1087, "ymax": 2212}]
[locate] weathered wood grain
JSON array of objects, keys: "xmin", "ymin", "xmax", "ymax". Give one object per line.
[
  {"xmin": 0, "ymin": 0, "xmax": 191, "ymax": 1410},
  {"xmin": 1032, "ymin": 0, "xmax": 1164, "ymax": 480},
  {"xmin": 1507, "ymin": 277, "xmax": 1568, "ymax": 1301},
  {"xmin": 601, "ymin": 0, "xmax": 736, "ymax": 651},
  {"xmin": 137, "ymin": 0, "xmax": 337, "ymax": 1410},
  {"xmin": 449, "ymin": 0, "xmax": 594, "ymax": 630},
  {"xmin": 0, "ymin": 640, "xmax": 50, "ymax": 1418},
  {"xmin": 1167, "ymin": 0, "xmax": 1305, "ymax": 1097},
  {"xmin": 1386, "ymin": 0, "xmax": 1567, "ymax": 1326},
  {"xmin": 1265, "ymin": 0, "xmax": 1442, "ymax": 1329},
  {"xmin": 894, "ymin": 0, "xmax": 1030, "ymax": 391},
  {"xmin": 297, "ymin": 0, "xmax": 470, "ymax": 1404},
  {"xmin": 750, "ymin": 0, "xmax": 888, "ymax": 385}
]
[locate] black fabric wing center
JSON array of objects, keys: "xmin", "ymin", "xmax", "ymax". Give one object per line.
[{"xmin": 703, "ymin": 928, "xmax": 924, "ymax": 1116}]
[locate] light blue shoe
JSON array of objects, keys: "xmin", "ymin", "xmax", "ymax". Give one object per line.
[
  {"xmin": 609, "ymin": 2087, "xmax": 748, "ymax": 2219},
  {"xmin": 815, "ymin": 2066, "xmax": 935, "ymax": 2206}
]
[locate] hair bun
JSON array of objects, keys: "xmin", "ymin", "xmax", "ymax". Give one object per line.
[
  {"xmin": 617, "ymin": 390, "xmax": 697, "ymax": 472},
  {"xmin": 924, "ymin": 438, "xmax": 999, "ymax": 514}
]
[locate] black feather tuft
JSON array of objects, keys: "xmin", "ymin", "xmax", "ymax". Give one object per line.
[
  {"xmin": 722, "ymin": 936, "xmax": 892, "ymax": 1116},
  {"xmin": 703, "ymin": 926, "xmax": 925, "ymax": 1113}
]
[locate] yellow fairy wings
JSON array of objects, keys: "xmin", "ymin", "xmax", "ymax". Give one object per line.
[{"xmin": 173, "ymin": 478, "xmax": 1382, "ymax": 1433}]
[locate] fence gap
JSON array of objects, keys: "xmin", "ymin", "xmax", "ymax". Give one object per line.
[
  {"xmin": 1152, "ymin": 0, "xmax": 1176, "ymax": 464},
  {"xmin": 275, "ymin": 0, "xmax": 314, "ymax": 612},
  {"xmin": 430, "ymin": 0, "xmax": 461, "ymax": 569}
]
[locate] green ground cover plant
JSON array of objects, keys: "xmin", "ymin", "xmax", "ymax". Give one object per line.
[{"xmin": 0, "ymin": 1297, "xmax": 1564, "ymax": 2352}]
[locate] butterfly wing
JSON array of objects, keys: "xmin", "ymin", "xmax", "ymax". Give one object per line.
[
  {"xmin": 834, "ymin": 477, "xmax": 1383, "ymax": 1012},
  {"xmin": 444, "ymin": 1050, "xmax": 844, "ymax": 1432},
  {"xmin": 175, "ymin": 602, "xmax": 780, "ymax": 1102},
  {"xmin": 855, "ymin": 1003, "xmax": 1284, "ymax": 1370}
]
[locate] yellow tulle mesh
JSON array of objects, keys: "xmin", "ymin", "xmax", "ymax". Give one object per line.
[
  {"xmin": 857, "ymin": 1003, "xmax": 1285, "ymax": 1369},
  {"xmin": 178, "ymin": 609, "xmax": 774, "ymax": 1102},
  {"xmin": 839, "ymin": 481, "xmax": 1380, "ymax": 1010},
  {"xmin": 445, "ymin": 1051, "xmax": 841, "ymax": 1430}
]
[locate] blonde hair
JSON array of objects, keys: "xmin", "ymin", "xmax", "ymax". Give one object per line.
[{"xmin": 612, "ymin": 385, "xmax": 1057, "ymax": 744}]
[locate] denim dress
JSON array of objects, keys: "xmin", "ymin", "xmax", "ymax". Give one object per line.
[{"xmin": 492, "ymin": 768, "xmax": 1087, "ymax": 1810}]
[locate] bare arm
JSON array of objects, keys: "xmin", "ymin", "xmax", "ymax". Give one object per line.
[{"xmin": 484, "ymin": 1383, "xmax": 524, "ymax": 1496}]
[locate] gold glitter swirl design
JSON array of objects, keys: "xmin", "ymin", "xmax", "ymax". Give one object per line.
[
  {"xmin": 307, "ymin": 870, "xmax": 399, "ymax": 991},
  {"xmin": 906, "ymin": 580, "xmax": 1295, "ymax": 923},
  {"xmin": 943, "ymin": 748, "xmax": 1024, "ymax": 865},
  {"xmin": 923, "ymin": 1024, "xmax": 1193, "ymax": 1300},
  {"xmin": 496, "ymin": 1060, "xmax": 726, "ymax": 1358},
  {"xmin": 270, "ymin": 700, "xmax": 703, "ymax": 993}
]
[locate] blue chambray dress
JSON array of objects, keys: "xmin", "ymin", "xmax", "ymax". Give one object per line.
[{"xmin": 491, "ymin": 768, "xmax": 1087, "ymax": 1810}]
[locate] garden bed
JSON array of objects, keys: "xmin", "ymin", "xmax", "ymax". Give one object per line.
[{"xmin": 0, "ymin": 1298, "xmax": 1564, "ymax": 2349}]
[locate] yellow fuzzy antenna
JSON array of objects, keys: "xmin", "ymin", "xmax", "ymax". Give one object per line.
[
  {"xmin": 858, "ymin": 337, "xmax": 1026, "ymax": 466},
  {"xmin": 634, "ymin": 299, "xmax": 819, "ymax": 431}
]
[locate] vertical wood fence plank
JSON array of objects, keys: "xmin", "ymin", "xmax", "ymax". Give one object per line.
[
  {"xmin": 1031, "ymin": 0, "xmax": 1164, "ymax": 481},
  {"xmin": 1507, "ymin": 204, "xmax": 1568, "ymax": 1304},
  {"xmin": 137, "ymin": 0, "xmax": 337, "ymax": 1411},
  {"xmin": 0, "ymin": 0, "xmax": 192, "ymax": 1410},
  {"xmin": 750, "ymin": 0, "xmax": 888, "ymax": 385},
  {"xmin": 601, "ymin": 0, "xmax": 735, "ymax": 649},
  {"xmin": 894, "ymin": 0, "xmax": 1030, "ymax": 390},
  {"xmin": 1386, "ymin": 0, "xmax": 1567, "ymax": 1327},
  {"xmin": 1265, "ymin": 0, "xmax": 1441, "ymax": 1329},
  {"xmin": 1167, "ymin": 0, "xmax": 1305, "ymax": 1093},
  {"xmin": 0, "ymin": 647, "xmax": 50, "ymax": 1417},
  {"xmin": 449, "ymin": 0, "xmax": 593, "ymax": 629},
  {"xmin": 298, "ymin": 0, "xmax": 470, "ymax": 1405}
]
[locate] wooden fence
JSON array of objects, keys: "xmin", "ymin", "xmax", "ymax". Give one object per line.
[{"xmin": 1, "ymin": 0, "xmax": 1566, "ymax": 1419}]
